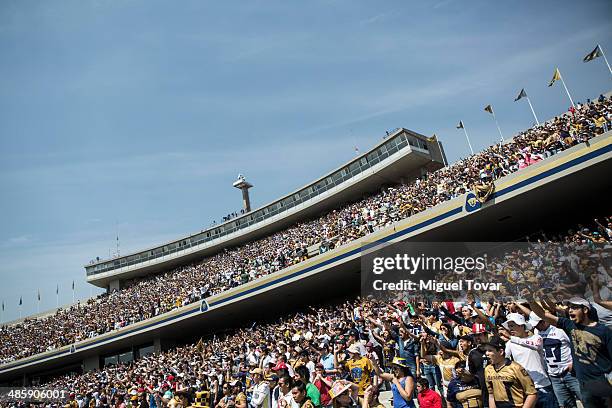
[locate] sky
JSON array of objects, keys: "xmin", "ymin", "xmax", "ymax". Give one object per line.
[{"xmin": 0, "ymin": 0, "xmax": 610, "ymax": 323}]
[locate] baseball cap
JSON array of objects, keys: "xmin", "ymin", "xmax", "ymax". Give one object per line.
[
  {"xmin": 502, "ymin": 313, "xmax": 532, "ymax": 331},
  {"xmin": 566, "ymin": 297, "xmax": 591, "ymax": 308},
  {"xmin": 347, "ymin": 344, "xmax": 361, "ymax": 354},
  {"xmin": 272, "ymin": 361, "xmax": 287, "ymax": 371},
  {"xmin": 484, "ymin": 335, "xmax": 506, "ymax": 350},
  {"xmin": 391, "ymin": 357, "xmax": 408, "ymax": 368},
  {"xmin": 528, "ymin": 311, "xmax": 542, "ymax": 328},
  {"xmin": 250, "ymin": 368, "xmax": 263, "ymax": 375}
]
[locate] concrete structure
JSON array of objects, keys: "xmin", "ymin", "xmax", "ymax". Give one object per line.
[
  {"xmin": 85, "ymin": 129, "xmax": 445, "ymax": 289},
  {"xmin": 1, "ymin": 131, "xmax": 609, "ymax": 385},
  {"xmin": 233, "ymin": 175, "xmax": 253, "ymax": 213}
]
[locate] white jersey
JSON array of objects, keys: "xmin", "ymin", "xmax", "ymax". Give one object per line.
[
  {"xmin": 251, "ymin": 382, "xmax": 271, "ymax": 408},
  {"xmin": 505, "ymin": 334, "xmax": 551, "ymax": 388},
  {"xmin": 535, "ymin": 324, "xmax": 574, "ymax": 376}
]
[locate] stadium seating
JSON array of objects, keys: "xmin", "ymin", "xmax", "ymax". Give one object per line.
[
  {"xmin": 0, "ymin": 97, "xmax": 610, "ymax": 368},
  {"xmin": 18, "ymin": 216, "xmax": 612, "ymax": 408}
]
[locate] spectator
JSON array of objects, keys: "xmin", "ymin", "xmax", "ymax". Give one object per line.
[
  {"xmin": 250, "ymin": 368, "xmax": 271, "ymax": 408},
  {"xmin": 499, "ymin": 313, "xmax": 557, "ymax": 408},
  {"xmin": 447, "ymin": 360, "xmax": 483, "ymax": 408},
  {"xmin": 313, "ymin": 364, "xmax": 333, "ymax": 407},
  {"xmin": 294, "ymin": 365, "xmax": 321, "ymax": 408},
  {"xmin": 291, "ymin": 381, "xmax": 316, "ymax": 408},
  {"xmin": 328, "ymin": 381, "xmax": 359, "ymax": 408},
  {"xmin": 370, "ymin": 357, "xmax": 415, "ymax": 408},
  {"xmin": 484, "ymin": 336, "xmax": 537, "ymax": 408},
  {"xmin": 530, "ymin": 297, "xmax": 612, "ymax": 408},
  {"xmin": 417, "ymin": 378, "xmax": 443, "ymax": 408},
  {"xmin": 340, "ymin": 344, "xmax": 374, "ymax": 401}
]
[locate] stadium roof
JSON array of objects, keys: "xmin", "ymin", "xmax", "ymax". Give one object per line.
[{"xmin": 85, "ymin": 128, "xmax": 445, "ymax": 288}]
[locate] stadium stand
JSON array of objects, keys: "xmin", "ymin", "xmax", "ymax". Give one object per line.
[
  {"xmin": 5, "ymin": 216, "xmax": 611, "ymax": 408},
  {"xmin": 0, "ymin": 95, "xmax": 611, "ymax": 408},
  {"xmin": 1, "ymin": 96, "xmax": 610, "ymax": 367}
]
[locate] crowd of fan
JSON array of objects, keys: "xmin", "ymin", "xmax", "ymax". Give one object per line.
[
  {"xmin": 6, "ymin": 216, "xmax": 611, "ymax": 408},
  {"xmin": 1, "ymin": 97, "xmax": 610, "ymax": 367}
]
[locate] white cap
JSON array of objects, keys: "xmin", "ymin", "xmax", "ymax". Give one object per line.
[
  {"xmin": 528, "ymin": 311, "xmax": 542, "ymax": 328},
  {"xmin": 567, "ymin": 297, "xmax": 591, "ymax": 308},
  {"xmin": 502, "ymin": 313, "xmax": 532, "ymax": 331},
  {"xmin": 347, "ymin": 344, "xmax": 361, "ymax": 354}
]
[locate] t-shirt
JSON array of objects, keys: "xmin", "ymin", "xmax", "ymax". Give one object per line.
[
  {"xmin": 304, "ymin": 383, "xmax": 320, "ymax": 408},
  {"xmin": 319, "ymin": 354, "xmax": 335, "ymax": 372},
  {"xmin": 417, "ymin": 389, "xmax": 442, "ymax": 408},
  {"xmin": 433, "ymin": 354, "xmax": 460, "ymax": 385},
  {"xmin": 313, "ymin": 378, "xmax": 331, "ymax": 407},
  {"xmin": 395, "ymin": 335, "xmax": 419, "ymax": 364},
  {"xmin": 484, "ymin": 359, "xmax": 537, "ymax": 408},
  {"xmin": 447, "ymin": 376, "xmax": 482, "ymax": 408},
  {"xmin": 236, "ymin": 392, "xmax": 248, "ymax": 407},
  {"xmin": 344, "ymin": 357, "xmax": 374, "ymax": 396},
  {"xmin": 557, "ymin": 317, "xmax": 612, "ymax": 382},
  {"xmin": 251, "ymin": 382, "xmax": 271, "ymax": 408},
  {"xmin": 505, "ymin": 334, "xmax": 550, "ymax": 389},
  {"xmin": 535, "ymin": 324, "xmax": 573, "ymax": 376},
  {"xmin": 467, "ymin": 346, "xmax": 488, "ymax": 404}
]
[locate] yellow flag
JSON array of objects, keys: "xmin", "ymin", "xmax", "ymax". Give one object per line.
[
  {"xmin": 548, "ymin": 68, "xmax": 561, "ymax": 87},
  {"xmin": 427, "ymin": 134, "xmax": 438, "ymax": 142}
]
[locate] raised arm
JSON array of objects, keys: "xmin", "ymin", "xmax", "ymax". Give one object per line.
[
  {"xmin": 528, "ymin": 300, "xmax": 559, "ymax": 326},
  {"xmin": 591, "ymin": 275, "xmax": 612, "ymax": 311},
  {"xmin": 370, "ymin": 355, "xmax": 393, "ymax": 382}
]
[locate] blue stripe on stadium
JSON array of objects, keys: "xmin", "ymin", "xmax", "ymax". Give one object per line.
[{"xmin": 2, "ymin": 142, "xmax": 610, "ymax": 371}]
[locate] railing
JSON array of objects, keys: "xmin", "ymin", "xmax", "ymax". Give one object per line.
[{"xmin": 86, "ymin": 131, "xmax": 430, "ymax": 276}]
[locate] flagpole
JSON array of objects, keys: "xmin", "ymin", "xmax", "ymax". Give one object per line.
[
  {"xmin": 56, "ymin": 286, "xmax": 59, "ymax": 309},
  {"xmin": 597, "ymin": 44, "xmax": 612, "ymax": 76},
  {"xmin": 462, "ymin": 125, "xmax": 475, "ymax": 155},
  {"xmin": 526, "ymin": 97, "xmax": 540, "ymax": 125},
  {"xmin": 491, "ymin": 111, "xmax": 504, "ymax": 141},
  {"xmin": 558, "ymin": 71, "xmax": 575, "ymax": 108},
  {"xmin": 37, "ymin": 292, "xmax": 40, "ymax": 315}
]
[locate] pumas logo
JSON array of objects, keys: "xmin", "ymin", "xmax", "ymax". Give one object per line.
[
  {"xmin": 70, "ymin": 344, "xmax": 76, "ymax": 354},
  {"xmin": 465, "ymin": 192, "xmax": 481, "ymax": 213},
  {"xmin": 200, "ymin": 299, "xmax": 209, "ymax": 313}
]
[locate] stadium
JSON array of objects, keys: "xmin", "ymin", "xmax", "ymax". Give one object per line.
[
  {"xmin": 1, "ymin": 94, "xmax": 611, "ymax": 406},
  {"xmin": 1, "ymin": 3, "xmax": 612, "ymax": 408}
]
